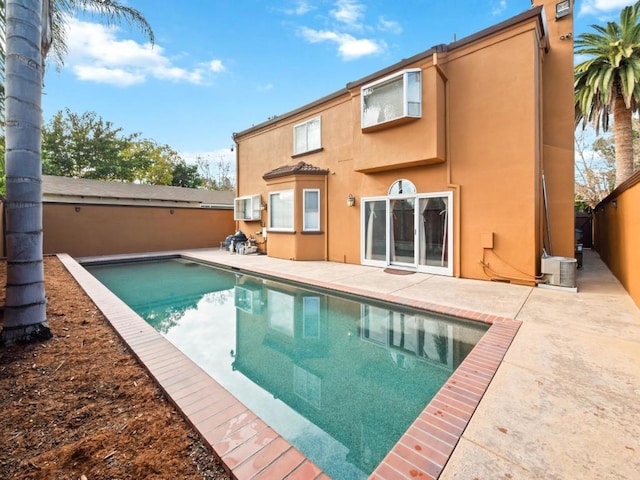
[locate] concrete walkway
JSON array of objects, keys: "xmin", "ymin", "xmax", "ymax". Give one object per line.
[
  {"xmin": 441, "ymin": 249, "xmax": 640, "ymax": 479},
  {"xmin": 180, "ymin": 247, "xmax": 640, "ymax": 479}
]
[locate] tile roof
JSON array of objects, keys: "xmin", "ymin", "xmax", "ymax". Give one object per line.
[
  {"xmin": 262, "ymin": 161, "xmax": 330, "ymax": 180},
  {"xmin": 41, "ymin": 175, "xmax": 234, "ymax": 206}
]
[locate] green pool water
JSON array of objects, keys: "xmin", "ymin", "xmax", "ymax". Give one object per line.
[{"xmin": 86, "ymin": 258, "xmax": 487, "ymax": 479}]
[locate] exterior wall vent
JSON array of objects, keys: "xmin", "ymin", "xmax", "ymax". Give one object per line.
[{"xmin": 541, "ymin": 256, "xmax": 577, "ymax": 289}]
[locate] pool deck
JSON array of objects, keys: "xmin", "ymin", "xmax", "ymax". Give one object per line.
[{"xmin": 64, "ymin": 248, "xmax": 640, "ymax": 479}]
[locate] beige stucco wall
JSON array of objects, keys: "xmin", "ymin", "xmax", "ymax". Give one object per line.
[
  {"xmin": 43, "ymin": 203, "xmax": 235, "ymax": 257},
  {"xmin": 594, "ymin": 173, "xmax": 640, "ymax": 308},
  {"xmin": 234, "ymin": 2, "xmax": 574, "ymax": 284}
]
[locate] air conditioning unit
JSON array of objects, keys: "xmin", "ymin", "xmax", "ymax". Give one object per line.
[{"xmin": 541, "ymin": 256, "xmax": 577, "ymax": 289}]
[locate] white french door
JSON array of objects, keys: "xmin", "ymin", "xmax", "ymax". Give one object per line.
[
  {"xmin": 361, "ymin": 192, "xmax": 453, "ymax": 276},
  {"xmin": 389, "ymin": 196, "xmax": 416, "ymax": 268}
]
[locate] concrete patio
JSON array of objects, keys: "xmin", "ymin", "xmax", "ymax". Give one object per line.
[
  {"xmin": 73, "ymin": 247, "xmax": 640, "ymax": 478},
  {"xmin": 178, "ymin": 247, "xmax": 639, "ymax": 479}
]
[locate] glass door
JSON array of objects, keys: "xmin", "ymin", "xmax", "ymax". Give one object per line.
[
  {"xmin": 361, "ymin": 198, "xmax": 387, "ymax": 266},
  {"xmin": 389, "ymin": 197, "xmax": 416, "ymax": 267},
  {"xmin": 417, "ymin": 193, "xmax": 453, "ymax": 275},
  {"xmin": 361, "ymin": 190, "xmax": 453, "ymax": 276}
]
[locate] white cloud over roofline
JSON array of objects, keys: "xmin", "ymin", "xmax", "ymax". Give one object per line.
[
  {"xmin": 298, "ymin": 27, "xmax": 385, "ymax": 60},
  {"xmin": 63, "ymin": 18, "xmax": 226, "ymax": 87}
]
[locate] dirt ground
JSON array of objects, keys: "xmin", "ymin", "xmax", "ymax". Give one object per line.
[{"xmin": 0, "ymin": 257, "xmax": 231, "ymax": 480}]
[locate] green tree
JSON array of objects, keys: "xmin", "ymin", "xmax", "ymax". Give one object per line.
[
  {"xmin": 1, "ymin": 1, "xmax": 153, "ymax": 345},
  {"xmin": 122, "ymin": 139, "xmax": 174, "ymax": 185},
  {"xmin": 171, "ymin": 159, "xmax": 203, "ymax": 189},
  {"xmin": 42, "ymin": 109, "xmax": 200, "ymax": 186},
  {"xmin": 42, "ymin": 109, "xmax": 134, "ymax": 180},
  {"xmin": 575, "ymin": 1, "xmax": 640, "ymax": 187}
]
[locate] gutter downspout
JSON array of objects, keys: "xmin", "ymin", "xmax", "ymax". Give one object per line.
[
  {"xmin": 324, "ymin": 173, "xmax": 329, "ymax": 261},
  {"xmin": 232, "ymin": 134, "xmax": 240, "ymax": 233},
  {"xmin": 434, "ymin": 52, "xmax": 461, "ymax": 278}
]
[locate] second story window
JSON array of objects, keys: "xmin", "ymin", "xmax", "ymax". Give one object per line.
[
  {"xmin": 361, "ymin": 69, "xmax": 421, "ymax": 130},
  {"xmin": 294, "ymin": 116, "xmax": 321, "ymax": 155}
]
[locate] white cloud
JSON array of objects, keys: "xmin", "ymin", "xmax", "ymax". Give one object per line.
[
  {"xmin": 330, "ymin": 0, "xmax": 366, "ymax": 29},
  {"xmin": 377, "ymin": 16, "xmax": 402, "ymax": 34},
  {"xmin": 580, "ymin": 0, "xmax": 635, "ymax": 16},
  {"xmin": 491, "ymin": 0, "xmax": 507, "ymax": 16},
  {"xmin": 257, "ymin": 83, "xmax": 274, "ymax": 92},
  {"xmin": 284, "ymin": 0, "xmax": 315, "ymax": 15},
  {"xmin": 209, "ymin": 60, "xmax": 226, "ymax": 73},
  {"xmin": 298, "ymin": 27, "xmax": 384, "ymax": 60},
  {"xmin": 63, "ymin": 18, "xmax": 226, "ymax": 87},
  {"xmin": 73, "ymin": 66, "xmax": 146, "ymax": 86}
]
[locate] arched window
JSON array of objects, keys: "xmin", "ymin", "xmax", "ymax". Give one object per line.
[{"xmin": 388, "ymin": 179, "xmax": 416, "ymax": 196}]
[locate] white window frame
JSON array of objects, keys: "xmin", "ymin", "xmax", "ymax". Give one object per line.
[
  {"xmin": 302, "ymin": 189, "xmax": 320, "ymax": 232},
  {"xmin": 234, "ymin": 194, "xmax": 262, "ymax": 221},
  {"xmin": 360, "ymin": 190, "xmax": 453, "ymax": 277},
  {"xmin": 268, "ymin": 189, "xmax": 294, "ymax": 232},
  {"xmin": 293, "ymin": 116, "xmax": 322, "ymax": 155},
  {"xmin": 361, "ymin": 68, "xmax": 422, "ymax": 130}
]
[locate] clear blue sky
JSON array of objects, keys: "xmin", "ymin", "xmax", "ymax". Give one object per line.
[{"xmin": 40, "ymin": 0, "xmax": 633, "ymax": 165}]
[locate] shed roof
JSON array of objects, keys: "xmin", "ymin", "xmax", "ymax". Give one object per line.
[{"xmin": 41, "ymin": 175, "xmax": 234, "ymax": 207}]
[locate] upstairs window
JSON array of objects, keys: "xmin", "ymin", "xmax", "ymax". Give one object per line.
[
  {"xmin": 234, "ymin": 194, "xmax": 261, "ymax": 221},
  {"xmin": 361, "ymin": 69, "xmax": 421, "ymax": 130},
  {"xmin": 294, "ymin": 116, "xmax": 321, "ymax": 155}
]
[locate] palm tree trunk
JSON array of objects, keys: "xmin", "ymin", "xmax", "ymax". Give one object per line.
[
  {"xmin": 613, "ymin": 93, "xmax": 634, "ymax": 187},
  {"xmin": 1, "ymin": 0, "xmax": 50, "ymax": 346}
]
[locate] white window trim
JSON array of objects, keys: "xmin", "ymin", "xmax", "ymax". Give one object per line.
[
  {"xmin": 293, "ymin": 116, "xmax": 322, "ymax": 155},
  {"xmin": 234, "ymin": 194, "xmax": 261, "ymax": 221},
  {"xmin": 360, "ymin": 191, "xmax": 453, "ymax": 277},
  {"xmin": 302, "ymin": 188, "xmax": 321, "ymax": 232},
  {"xmin": 268, "ymin": 189, "xmax": 295, "ymax": 232},
  {"xmin": 361, "ymin": 68, "xmax": 422, "ymax": 130}
]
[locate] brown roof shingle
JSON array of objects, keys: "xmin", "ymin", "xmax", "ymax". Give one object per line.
[
  {"xmin": 42, "ymin": 175, "xmax": 234, "ymax": 206},
  {"xmin": 262, "ymin": 161, "xmax": 330, "ymax": 180}
]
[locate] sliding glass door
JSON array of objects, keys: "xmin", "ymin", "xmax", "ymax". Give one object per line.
[
  {"xmin": 418, "ymin": 196, "xmax": 450, "ymax": 271},
  {"xmin": 390, "ymin": 197, "xmax": 416, "ymax": 267},
  {"xmin": 361, "ymin": 191, "xmax": 453, "ymax": 276},
  {"xmin": 362, "ymin": 198, "xmax": 387, "ymax": 264}
]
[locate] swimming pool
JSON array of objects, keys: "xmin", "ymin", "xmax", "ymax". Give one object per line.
[{"xmin": 86, "ymin": 257, "xmax": 488, "ymax": 480}]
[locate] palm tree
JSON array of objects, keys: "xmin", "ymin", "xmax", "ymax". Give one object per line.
[
  {"xmin": 1, "ymin": 0, "xmax": 153, "ymax": 346},
  {"xmin": 575, "ymin": 1, "xmax": 640, "ymax": 188},
  {"xmin": 2, "ymin": 0, "xmax": 50, "ymax": 346}
]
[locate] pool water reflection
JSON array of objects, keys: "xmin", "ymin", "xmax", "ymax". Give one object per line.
[{"xmin": 87, "ymin": 258, "xmax": 487, "ymax": 480}]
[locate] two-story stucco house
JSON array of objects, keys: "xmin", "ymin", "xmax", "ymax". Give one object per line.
[{"xmin": 232, "ymin": 0, "xmax": 574, "ymax": 285}]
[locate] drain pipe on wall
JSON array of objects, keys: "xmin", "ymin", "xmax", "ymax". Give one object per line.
[
  {"xmin": 232, "ymin": 135, "xmax": 240, "ymax": 233},
  {"xmin": 434, "ymin": 51, "xmax": 461, "ymax": 278},
  {"xmin": 324, "ymin": 172, "xmax": 329, "ymax": 261}
]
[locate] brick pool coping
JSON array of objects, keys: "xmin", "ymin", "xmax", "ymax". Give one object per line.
[{"xmin": 58, "ymin": 253, "xmax": 521, "ymax": 480}]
